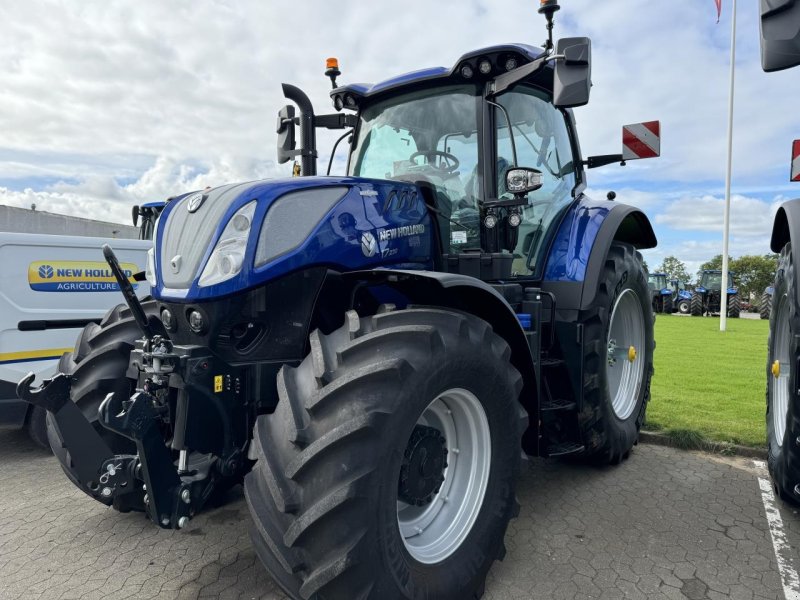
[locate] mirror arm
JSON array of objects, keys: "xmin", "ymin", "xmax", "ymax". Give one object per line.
[
  {"xmin": 584, "ymin": 154, "xmax": 626, "ymax": 169},
  {"xmin": 488, "ymin": 54, "xmax": 551, "ymax": 97},
  {"xmin": 315, "ymin": 114, "xmax": 357, "ymax": 130}
]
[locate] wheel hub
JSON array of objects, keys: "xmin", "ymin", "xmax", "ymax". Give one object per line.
[{"xmin": 398, "ymin": 425, "xmax": 448, "ymax": 506}]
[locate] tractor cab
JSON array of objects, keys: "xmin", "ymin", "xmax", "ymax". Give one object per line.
[
  {"xmin": 131, "ymin": 201, "xmax": 167, "ymax": 241},
  {"xmin": 277, "ymin": 5, "xmax": 659, "ymax": 282},
  {"xmin": 697, "ymin": 269, "xmax": 736, "ymax": 293},
  {"xmin": 648, "ymin": 272, "xmax": 672, "ymax": 313}
]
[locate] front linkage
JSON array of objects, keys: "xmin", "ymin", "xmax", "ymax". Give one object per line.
[{"xmin": 18, "ymin": 245, "xmax": 245, "ymax": 529}]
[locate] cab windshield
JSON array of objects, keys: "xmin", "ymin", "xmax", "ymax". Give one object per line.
[
  {"xmin": 649, "ymin": 274, "xmax": 667, "ymax": 290},
  {"xmin": 349, "ymin": 86, "xmax": 482, "ymax": 252}
]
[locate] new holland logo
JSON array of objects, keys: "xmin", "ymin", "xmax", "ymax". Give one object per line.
[
  {"xmin": 28, "ymin": 260, "xmax": 140, "ymax": 292},
  {"xmin": 360, "ymin": 231, "xmax": 377, "ymax": 258},
  {"xmin": 187, "ymin": 192, "xmax": 205, "ymax": 213}
]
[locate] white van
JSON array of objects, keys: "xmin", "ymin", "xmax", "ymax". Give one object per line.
[{"xmin": 0, "ymin": 232, "xmax": 151, "ymax": 445}]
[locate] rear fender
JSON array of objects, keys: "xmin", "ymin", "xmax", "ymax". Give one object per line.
[
  {"xmin": 771, "ymin": 200, "xmax": 800, "ymax": 309},
  {"xmin": 543, "ymin": 199, "xmax": 657, "ymax": 312},
  {"xmin": 318, "ymin": 269, "xmax": 540, "ymax": 455}
]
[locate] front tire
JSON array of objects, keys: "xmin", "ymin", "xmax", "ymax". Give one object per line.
[
  {"xmin": 767, "ymin": 243, "xmax": 800, "ymax": 504},
  {"xmin": 244, "ymin": 307, "xmax": 525, "ymax": 599},
  {"xmin": 578, "ymin": 242, "xmax": 654, "ymax": 464},
  {"xmin": 677, "ymin": 299, "xmax": 690, "ymax": 314}
]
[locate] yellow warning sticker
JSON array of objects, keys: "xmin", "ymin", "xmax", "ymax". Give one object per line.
[{"xmin": 214, "ymin": 375, "xmax": 223, "ymax": 393}]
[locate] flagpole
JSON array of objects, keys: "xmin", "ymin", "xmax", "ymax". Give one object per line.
[{"xmin": 720, "ymin": 0, "xmax": 736, "ymax": 332}]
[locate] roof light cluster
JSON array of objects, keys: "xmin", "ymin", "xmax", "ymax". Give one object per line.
[
  {"xmin": 332, "ymin": 91, "xmax": 359, "ymax": 112},
  {"xmin": 458, "ymin": 52, "xmax": 524, "ymax": 80}
]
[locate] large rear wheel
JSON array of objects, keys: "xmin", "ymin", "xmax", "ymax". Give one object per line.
[
  {"xmin": 690, "ymin": 294, "xmax": 703, "ymax": 316},
  {"xmin": 767, "ymin": 243, "xmax": 800, "ymax": 504},
  {"xmin": 727, "ymin": 294, "xmax": 741, "ymax": 318},
  {"xmin": 244, "ymin": 307, "xmax": 526, "ymax": 599},
  {"xmin": 578, "ymin": 242, "xmax": 654, "ymax": 464}
]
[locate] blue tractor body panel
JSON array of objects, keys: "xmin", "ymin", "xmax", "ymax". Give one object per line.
[{"xmin": 153, "ymin": 177, "xmax": 434, "ymax": 302}]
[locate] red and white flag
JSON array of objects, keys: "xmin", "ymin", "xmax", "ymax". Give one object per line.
[
  {"xmin": 792, "ymin": 140, "xmax": 800, "ymax": 182},
  {"xmin": 714, "ymin": 0, "xmax": 722, "ymax": 22}
]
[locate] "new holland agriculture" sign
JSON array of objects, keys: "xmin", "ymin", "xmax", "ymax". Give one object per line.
[{"xmin": 28, "ymin": 260, "xmax": 140, "ymax": 292}]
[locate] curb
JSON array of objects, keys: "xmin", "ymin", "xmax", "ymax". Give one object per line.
[{"xmin": 639, "ymin": 430, "xmax": 768, "ymax": 459}]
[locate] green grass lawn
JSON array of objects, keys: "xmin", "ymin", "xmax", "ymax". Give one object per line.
[{"xmin": 644, "ymin": 314, "xmax": 769, "ymax": 447}]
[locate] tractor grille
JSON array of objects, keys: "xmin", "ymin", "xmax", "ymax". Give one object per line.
[{"xmin": 160, "ymin": 182, "xmax": 259, "ymax": 289}]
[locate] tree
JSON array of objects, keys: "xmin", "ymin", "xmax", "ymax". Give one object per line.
[
  {"xmin": 730, "ymin": 254, "xmax": 778, "ymax": 300},
  {"xmin": 656, "ymin": 256, "xmax": 691, "ymax": 284}
]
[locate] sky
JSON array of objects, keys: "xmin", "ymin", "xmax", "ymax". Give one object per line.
[{"xmin": 1, "ymin": 0, "xmax": 798, "ymax": 278}]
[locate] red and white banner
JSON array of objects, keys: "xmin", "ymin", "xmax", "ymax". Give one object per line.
[
  {"xmin": 792, "ymin": 139, "xmax": 800, "ymax": 182},
  {"xmin": 622, "ymin": 121, "xmax": 661, "ymax": 161},
  {"xmin": 714, "ymin": 0, "xmax": 722, "ymax": 23}
]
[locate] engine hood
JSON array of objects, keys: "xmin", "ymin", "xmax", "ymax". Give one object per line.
[{"xmin": 153, "ymin": 176, "xmax": 433, "ymax": 302}]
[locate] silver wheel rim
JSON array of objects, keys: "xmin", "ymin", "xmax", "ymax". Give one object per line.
[
  {"xmin": 771, "ymin": 293, "xmax": 790, "ymax": 446},
  {"xmin": 679, "ymin": 301, "xmax": 689, "ymax": 314},
  {"xmin": 397, "ymin": 388, "xmax": 491, "ymax": 564},
  {"xmin": 607, "ymin": 289, "xmax": 646, "ymax": 420}
]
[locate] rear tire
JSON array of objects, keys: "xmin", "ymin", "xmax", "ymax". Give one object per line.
[
  {"xmin": 578, "ymin": 242, "xmax": 654, "ymax": 464},
  {"xmin": 727, "ymin": 295, "xmax": 740, "ymax": 318},
  {"xmin": 767, "ymin": 243, "xmax": 800, "ymax": 504},
  {"xmin": 244, "ymin": 307, "xmax": 525, "ymax": 600},
  {"xmin": 761, "ymin": 291, "xmax": 773, "ymax": 320},
  {"xmin": 48, "ymin": 301, "xmax": 162, "ymax": 488},
  {"xmin": 24, "ymin": 406, "xmax": 49, "ymax": 449},
  {"xmin": 690, "ymin": 294, "xmax": 703, "ymax": 316},
  {"xmin": 662, "ymin": 295, "xmax": 673, "ymax": 314}
]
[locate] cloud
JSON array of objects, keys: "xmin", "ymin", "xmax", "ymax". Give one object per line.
[{"xmin": 654, "ymin": 193, "xmax": 779, "ymax": 237}]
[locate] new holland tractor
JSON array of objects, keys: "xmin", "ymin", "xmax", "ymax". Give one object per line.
[
  {"xmin": 16, "ymin": 3, "xmax": 659, "ymax": 598},
  {"xmin": 690, "ymin": 269, "xmax": 740, "ymax": 318},
  {"xmin": 761, "ymin": 0, "xmax": 800, "ymax": 505},
  {"xmin": 648, "ymin": 272, "xmax": 673, "ymax": 313},
  {"xmin": 671, "ymin": 279, "xmax": 692, "ymax": 314}
]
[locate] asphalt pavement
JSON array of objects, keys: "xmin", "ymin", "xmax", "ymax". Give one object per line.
[{"xmin": 1, "ymin": 428, "xmax": 798, "ymax": 600}]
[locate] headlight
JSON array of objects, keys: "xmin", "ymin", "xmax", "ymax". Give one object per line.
[
  {"xmin": 198, "ymin": 201, "xmax": 256, "ymax": 287},
  {"xmin": 145, "ymin": 247, "xmax": 156, "ymax": 286}
]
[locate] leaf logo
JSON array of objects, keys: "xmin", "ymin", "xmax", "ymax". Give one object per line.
[
  {"xmin": 360, "ymin": 232, "xmax": 377, "ymax": 258},
  {"xmin": 38, "ymin": 265, "xmax": 54, "ymax": 279}
]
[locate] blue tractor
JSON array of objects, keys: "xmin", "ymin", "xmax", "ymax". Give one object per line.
[
  {"xmin": 16, "ymin": 4, "xmax": 659, "ymax": 598},
  {"xmin": 690, "ymin": 269, "xmax": 739, "ymax": 318},
  {"xmin": 670, "ymin": 278, "xmax": 693, "ymax": 314},
  {"xmin": 648, "ymin": 272, "xmax": 673, "ymax": 313},
  {"xmin": 762, "ymin": 0, "xmax": 800, "ymax": 505},
  {"xmin": 131, "ymin": 200, "xmax": 167, "ymax": 240}
]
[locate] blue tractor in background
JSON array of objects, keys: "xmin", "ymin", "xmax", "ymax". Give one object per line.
[
  {"xmin": 131, "ymin": 200, "xmax": 167, "ymax": 240},
  {"xmin": 690, "ymin": 269, "xmax": 739, "ymax": 318},
  {"xmin": 648, "ymin": 272, "xmax": 673, "ymax": 314},
  {"xmin": 670, "ymin": 278, "xmax": 693, "ymax": 314},
  {"xmin": 16, "ymin": 3, "xmax": 659, "ymax": 598}
]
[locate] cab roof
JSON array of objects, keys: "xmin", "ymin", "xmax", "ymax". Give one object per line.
[{"xmin": 332, "ymin": 43, "xmax": 546, "ymax": 102}]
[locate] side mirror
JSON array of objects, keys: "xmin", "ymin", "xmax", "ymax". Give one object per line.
[
  {"xmin": 132, "ymin": 205, "xmax": 139, "ymax": 227},
  {"xmin": 553, "ymin": 37, "xmax": 591, "ymax": 108},
  {"xmin": 506, "ymin": 167, "xmax": 544, "ymax": 195},
  {"xmin": 276, "ymin": 105, "xmax": 297, "ymax": 164},
  {"xmin": 760, "ymin": 0, "xmax": 800, "ymax": 72},
  {"xmin": 792, "ymin": 139, "xmax": 800, "ymax": 182}
]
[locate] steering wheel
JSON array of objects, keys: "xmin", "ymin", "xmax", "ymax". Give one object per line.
[{"xmin": 409, "ymin": 150, "xmax": 460, "ymax": 174}]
